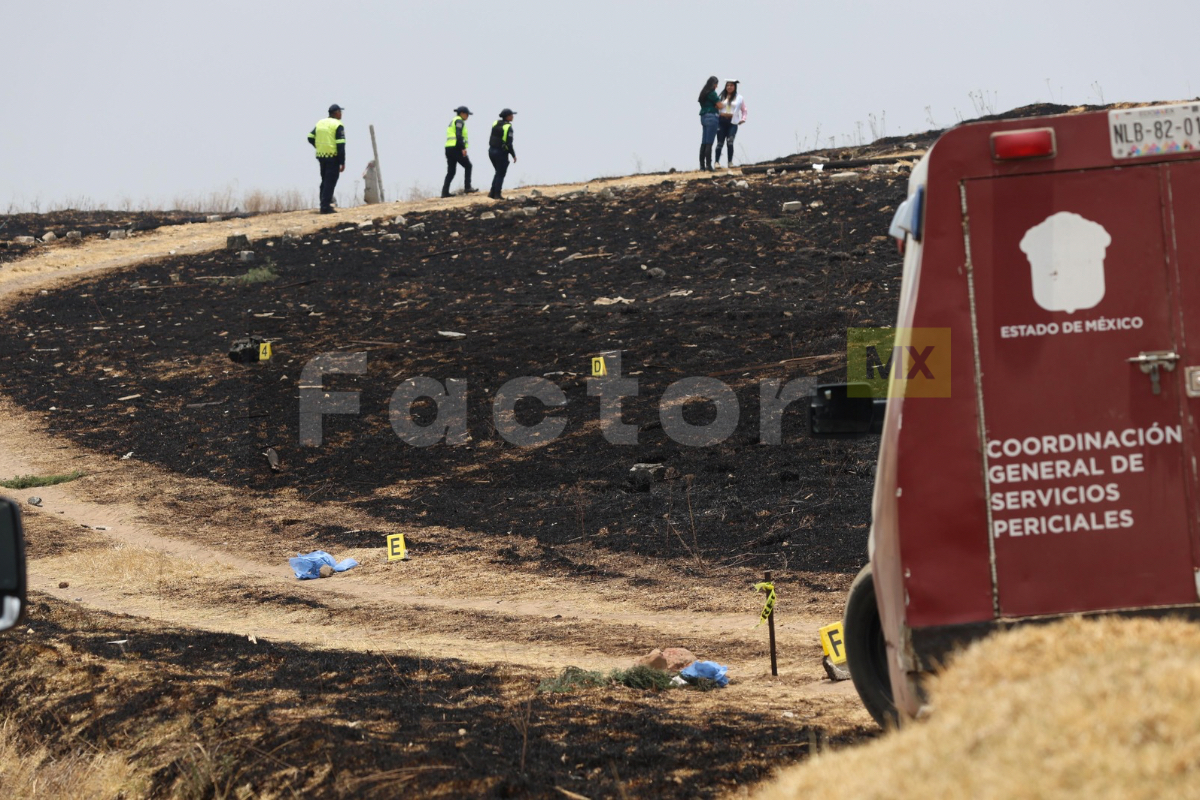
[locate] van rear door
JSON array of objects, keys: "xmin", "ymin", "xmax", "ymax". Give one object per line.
[{"xmin": 964, "ymin": 164, "xmax": 1198, "ymax": 617}]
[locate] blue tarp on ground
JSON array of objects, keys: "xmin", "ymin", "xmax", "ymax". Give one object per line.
[
  {"xmin": 680, "ymin": 660, "xmax": 730, "ymax": 687},
  {"xmin": 289, "ymin": 550, "xmax": 359, "ymax": 580}
]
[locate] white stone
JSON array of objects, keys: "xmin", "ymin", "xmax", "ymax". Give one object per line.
[
  {"xmin": 830, "ymin": 171, "xmax": 861, "ymax": 183},
  {"xmin": 408, "ymin": 222, "xmax": 426, "ymax": 233},
  {"xmin": 782, "ymin": 201, "xmax": 804, "ymax": 213},
  {"xmin": 480, "ymin": 212, "xmax": 496, "ymax": 220},
  {"xmin": 522, "ymin": 206, "xmax": 539, "ymax": 216},
  {"xmin": 734, "ymin": 180, "xmax": 749, "ymax": 189},
  {"xmin": 358, "ymin": 221, "xmax": 373, "ymax": 229},
  {"xmin": 13, "ymin": 236, "xmax": 36, "ymax": 245},
  {"xmin": 206, "ymin": 215, "xmax": 223, "ymax": 222},
  {"xmin": 380, "ymin": 233, "xmax": 401, "ymax": 242},
  {"xmin": 65, "ymin": 231, "xmax": 82, "ymax": 241},
  {"xmin": 238, "ymin": 251, "xmax": 255, "ymax": 261},
  {"xmin": 41, "ymin": 231, "xmax": 57, "ymax": 243},
  {"xmin": 108, "ymin": 230, "xmax": 127, "ymax": 240},
  {"xmin": 393, "ymin": 215, "xmax": 408, "ymax": 227}
]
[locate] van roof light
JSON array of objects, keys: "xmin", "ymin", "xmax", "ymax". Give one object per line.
[{"xmin": 991, "ymin": 128, "xmax": 1056, "ymax": 161}]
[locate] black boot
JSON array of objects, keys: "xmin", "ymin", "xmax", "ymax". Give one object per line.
[
  {"xmin": 704, "ymin": 144, "xmax": 714, "ymax": 171},
  {"xmin": 727, "ymin": 140, "xmax": 734, "ymax": 166},
  {"xmin": 699, "ymin": 144, "xmax": 706, "ymax": 171},
  {"xmin": 441, "ymin": 176, "xmax": 453, "ymax": 198}
]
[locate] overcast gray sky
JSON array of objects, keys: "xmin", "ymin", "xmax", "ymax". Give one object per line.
[{"xmin": 3, "ymin": 0, "xmax": 1193, "ymax": 211}]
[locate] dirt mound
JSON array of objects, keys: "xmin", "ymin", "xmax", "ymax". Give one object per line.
[
  {"xmin": 754, "ymin": 616, "xmax": 1200, "ymax": 800},
  {"xmin": 0, "ymin": 172, "xmax": 906, "ymax": 574}
]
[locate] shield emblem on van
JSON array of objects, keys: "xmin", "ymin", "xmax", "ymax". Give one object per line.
[{"xmin": 1019, "ymin": 212, "xmax": 1111, "ymax": 314}]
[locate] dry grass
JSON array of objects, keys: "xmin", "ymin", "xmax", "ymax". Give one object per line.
[
  {"xmin": 4, "ymin": 187, "xmax": 311, "ymax": 215},
  {"xmin": 753, "ymin": 616, "xmax": 1200, "ymax": 800},
  {"xmin": 0, "ymin": 717, "xmax": 143, "ymax": 799}
]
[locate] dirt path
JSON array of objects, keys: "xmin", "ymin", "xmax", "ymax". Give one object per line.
[
  {"xmin": 0, "ymin": 174, "xmax": 869, "ymax": 724},
  {"xmin": 0, "ymin": 168, "xmax": 728, "ymax": 296}
]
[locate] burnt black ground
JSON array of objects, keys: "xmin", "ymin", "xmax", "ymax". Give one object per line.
[
  {"xmin": 0, "ymin": 173, "xmax": 908, "ymax": 573},
  {"xmin": 5, "ymin": 594, "xmax": 873, "ymax": 799}
]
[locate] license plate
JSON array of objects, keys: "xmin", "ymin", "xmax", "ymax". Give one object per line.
[{"xmin": 1110, "ymin": 103, "xmax": 1200, "ymax": 159}]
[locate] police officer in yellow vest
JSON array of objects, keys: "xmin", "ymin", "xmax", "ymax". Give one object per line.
[
  {"xmin": 308, "ymin": 104, "xmax": 346, "ymax": 214},
  {"xmin": 442, "ymin": 106, "xmax": 477, "ymax": 198},
  {"xmin": 488, "ymin": 109, "xmax": 517, "ymax": 200}
]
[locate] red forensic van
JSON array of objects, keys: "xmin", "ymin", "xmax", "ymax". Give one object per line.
[{"xmin": 811, "ymin": 101, "xmax": 1200, "ymax": 726}]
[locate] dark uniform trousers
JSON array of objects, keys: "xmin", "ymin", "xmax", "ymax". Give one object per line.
[
  {"xmin": 318, "ymin": 158, "xmax": 341, "ymax": 211},
  {"xmin": 443, "ymin": 148, "xmax": 473, "ymax": 194},
  {"xmin": 489, "ymin": 148, "xmax": 509, "ymax": 197}
]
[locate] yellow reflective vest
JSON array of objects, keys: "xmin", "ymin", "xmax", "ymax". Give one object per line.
[
  {"xmin": 311, "ymin": 117, "xmax": 345, "ymax": 158},
  {"xmin": 446, "ymin": 118, "xmax": 467, "ymax": 148}
]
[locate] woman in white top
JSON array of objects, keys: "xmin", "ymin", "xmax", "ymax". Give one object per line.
[{"xmin": 714, "ymin": 80, "xmax": 748, "ymax": 168}]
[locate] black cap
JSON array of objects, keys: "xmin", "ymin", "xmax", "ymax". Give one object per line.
[
  {"xmin": 499, "ymin": 108, "xmax": 517, "ymax": 118},
  {"xmin": 328, "ymin": 104, "xmax": 344, "ymax": 114},
  {"xmin": 454, "ymin": 106, "xmax": 473, "ymax": 115}
]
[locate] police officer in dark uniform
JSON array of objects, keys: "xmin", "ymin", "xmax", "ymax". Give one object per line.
[
  {"xmin": 308, "ymin": 104, "xmax": 346, "ymax": 214},
  {"xmin": 442, "ymin": 106, "xmax": 476, "ymax": 197},
  {"xmin": 488, "ymin": 109, "xmax": 517, "ymax": 200}
]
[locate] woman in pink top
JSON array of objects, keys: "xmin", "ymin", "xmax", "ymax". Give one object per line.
[{"xmin": 714, "ymin": 80, "xmax": 748, "ymax": 168}]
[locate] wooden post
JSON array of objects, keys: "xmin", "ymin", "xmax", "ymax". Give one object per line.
[
  {"xmin": 369, "ymin": 124, "xmax": 384, "ymax": 203},
  {"xmin": 765, "ymin": 570, "xmax": 778, "ymax": 676}
]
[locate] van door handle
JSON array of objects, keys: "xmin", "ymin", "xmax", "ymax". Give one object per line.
[{"xmin": 1128, "ymin": 350, "xmax": 1180, "ymax": 395}]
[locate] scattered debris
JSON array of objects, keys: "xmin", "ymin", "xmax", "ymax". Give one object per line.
[
  {"xmin": 58, "ymin": 581, "xmax": 68, "ymax": 589},
  {"xmin": 225, "ymin": 234, "xmax": 250, "ymax": 250},
  {"xmin": 628, "ymin": 462, "xmax": 667, "ymax": 491},
  {"xmin": 264, "ymin": 447, "xmax": 280, "ymax": 472},
  {"xmin": 593, "ymin": 296, "xmax": 634, "ymax": 306},
  {"xmin": 438, "ymin": 331, "xmax": 467, "ymax": 339},
  {"xmin": 27, "ymin": 497, "xmax": 41, "ymax": 507}
]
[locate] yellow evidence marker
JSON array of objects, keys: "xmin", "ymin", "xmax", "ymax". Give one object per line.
[
  {"xmin": 258, "ymin": 342, "xmax": 272, "ymax": 361},
  {"xmin": 819, "ymin": 622, "xmax": 847, "ymax": 664},
  {"xmin": 591, "ymin": 356, "xmax": 608, "ymax": 377},
  {"xmin": 386, "ymin": 533, "xmax": 408, "ymax": 561}
]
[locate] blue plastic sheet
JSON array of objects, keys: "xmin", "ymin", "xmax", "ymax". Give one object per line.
[
  {"xmin": 680, "ymin": 660, "xmax": 729, "ymax": 688},
  {"xmin": 289, "ymin": 550, "xmax": 359, "ymax": 580}
]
